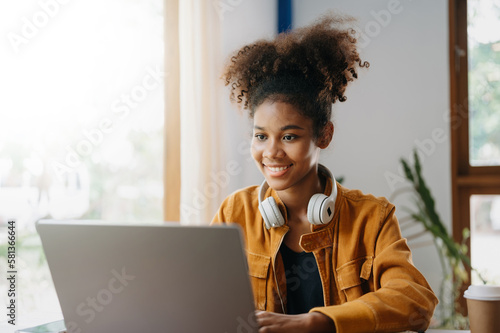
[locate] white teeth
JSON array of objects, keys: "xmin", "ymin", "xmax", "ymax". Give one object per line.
[{"xmin": 268, "ymin": 165, "xmax": 289, "ymax": 172}]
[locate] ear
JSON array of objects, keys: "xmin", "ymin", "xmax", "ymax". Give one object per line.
[{"xmin": 317, "ymin": 122, "xmax": 334, "ymax": 149}]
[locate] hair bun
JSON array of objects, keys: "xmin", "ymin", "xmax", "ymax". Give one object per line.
[{"xmin": 222, "ymin": 13, "xmax": 369, "ymax": 111}]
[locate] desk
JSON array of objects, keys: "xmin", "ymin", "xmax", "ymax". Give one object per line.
[
  {"xmin": 0, "ymin": 312, "xmax": 470, "ymax": 333},
  {"xmin": 426, "ymin": 329, "xmax": 470, "ymax": 333},
  {"xmin": 0, "ymin": 319, "xmax": 470, "ymax": 333}
]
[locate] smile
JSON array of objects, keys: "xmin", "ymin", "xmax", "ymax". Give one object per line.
[
  {"xmin": 268, "ymin": 165, "xmax": 289, "ymax": 172},
  {"xmin": 264, "ymin": 164, "xmax": 292, "ymax": 173}
]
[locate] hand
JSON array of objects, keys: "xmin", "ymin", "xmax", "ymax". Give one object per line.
[{"xmin": 255, "ymin": 310, "xmax": 335, "ymax": 333}]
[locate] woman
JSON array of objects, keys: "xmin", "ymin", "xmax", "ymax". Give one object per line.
[{"xmin": 212, "ymin": 15, "xmax": 437, "ymax": 333}]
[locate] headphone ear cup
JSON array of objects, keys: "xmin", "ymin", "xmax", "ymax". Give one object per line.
[
  {"xmin": 259, "ymin": 197, "xmax": 285, "ymax": 229},
  {"xmin": 307, "ymin": 193, "xmax": 335, "ymax": 225}
]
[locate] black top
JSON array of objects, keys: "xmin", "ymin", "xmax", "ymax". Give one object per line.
[{"xmin": 280, "ymin": 243, "xmax": 324, "ymax": 314}]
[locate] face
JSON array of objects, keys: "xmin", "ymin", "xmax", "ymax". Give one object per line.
[{"xmin": 251, "ymin": 100, "xmax": 323, "ymax": 192}]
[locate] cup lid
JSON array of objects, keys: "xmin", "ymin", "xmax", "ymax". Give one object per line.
[{"xmin": 464, "ymin": 285, "xmax": 500, "ymax": 301}]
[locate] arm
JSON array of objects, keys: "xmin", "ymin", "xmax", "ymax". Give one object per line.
[{"xmin": 256, "ymin": 311, "xmax": 335, "ymax": 333}]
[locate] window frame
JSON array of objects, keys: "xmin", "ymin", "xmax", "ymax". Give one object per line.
[{"xmin": 449, "ymin": 0, "xmax": 500, "ymax": 311}]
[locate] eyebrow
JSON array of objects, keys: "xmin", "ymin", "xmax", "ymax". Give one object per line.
[{"xmin": 254, "ymin": 125, "xmax": 305, "ymax": 131}]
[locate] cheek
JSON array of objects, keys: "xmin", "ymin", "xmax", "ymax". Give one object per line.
[
  {"xmin": 293, "ymin": 142, "xmax": 318, "ymax": 160},
  {"xmin": 250, "ymin": 141, "xmax": 260, "ymax": 161}
]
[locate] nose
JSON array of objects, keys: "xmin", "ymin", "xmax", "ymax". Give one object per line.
[{"xmin": 263, "ymin": 138, "xmax": 285, "ymax": 159}]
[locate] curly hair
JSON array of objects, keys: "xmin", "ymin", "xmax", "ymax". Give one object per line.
[{"xmin": 222, "ymin": 14, "xmax": 369, "ymax": 138}]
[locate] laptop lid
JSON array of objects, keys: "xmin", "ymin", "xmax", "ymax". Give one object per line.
[{"xmin": 36, "ymin": 220, "xmax": 258, "ymax": 333}]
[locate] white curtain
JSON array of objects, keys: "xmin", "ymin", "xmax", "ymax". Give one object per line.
[{"xmin": 169, "ymin": 0, "xmax": 224, "ymax": 225}]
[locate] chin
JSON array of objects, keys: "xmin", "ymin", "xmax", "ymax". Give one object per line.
[{"xmin": 264, "ymin": 178, "xmax": 292, "ymax": 192}]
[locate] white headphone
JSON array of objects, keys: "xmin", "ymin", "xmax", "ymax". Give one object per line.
[{"xmin": 258, "ymin": 164, "xmax": 338, "ymax": 229}]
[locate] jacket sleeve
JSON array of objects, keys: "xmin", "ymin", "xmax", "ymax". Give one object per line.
[
  {"xmin": 310, "ymin": 206, "xmax": 438, "ymax": 333},
  {"xmin": 211, "ymin": 194, "xmax": 233, "ymax": 225}
]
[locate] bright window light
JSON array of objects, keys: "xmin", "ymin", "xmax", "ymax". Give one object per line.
[{"xmin": 0, "ymin": 0, "xmax": 164, "ymax": 321}]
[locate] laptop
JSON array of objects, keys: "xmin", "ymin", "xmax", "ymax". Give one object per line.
[{"xmin": 36, "ymin": 220, "xmax": 258, "ymax": 333}]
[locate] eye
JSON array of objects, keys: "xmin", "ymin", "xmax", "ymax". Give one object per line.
[
  {"xmin": 254, "ymin": 134, "xmax": 267, "ymax": 141},
  {"xmin": 283, "ymin": 135, "xmax": 296, "ymax": 142}
]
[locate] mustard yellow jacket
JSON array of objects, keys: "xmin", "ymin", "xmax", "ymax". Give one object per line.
[{"xmin": 211, "ymin": 178, "xmax": 438, "ymax": 333}]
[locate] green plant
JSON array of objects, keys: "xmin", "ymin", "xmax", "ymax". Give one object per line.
[{"xmin": 397, "ymin": 150, "xmax": 486, "ymax": 329}]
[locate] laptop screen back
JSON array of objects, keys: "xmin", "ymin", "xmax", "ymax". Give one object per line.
[{"xmin": 37, "ymin": 221, "xmax": 257, "ymax": 333}]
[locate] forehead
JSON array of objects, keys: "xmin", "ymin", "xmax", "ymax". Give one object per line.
[{"xmin": 253, "ymin": 101, "xmax": 312, "ymax": 128}]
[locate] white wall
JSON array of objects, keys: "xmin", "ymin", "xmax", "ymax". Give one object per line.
[
  {"xmin": 218, "ymin": 0, "xmax": 278, "ymax": 189},
  {"xmin": 218, "ymin": 0, "xmax": 450, "ymax": 300}
]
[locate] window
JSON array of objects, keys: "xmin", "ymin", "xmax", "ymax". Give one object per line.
[
  {"xmin": 450, "ymin": 0, "xmax": 500, "ymax": 294},
  {"xmin": 470, "ymin": 195, "xmax": 500, "ymax": 284},
  {"xmin": 468, "ymin": 0, "xmax": 500, "ymax": 167},
  {"xmin": 0, "ymin": 0, "xmax": 163, "ymax": 318}
]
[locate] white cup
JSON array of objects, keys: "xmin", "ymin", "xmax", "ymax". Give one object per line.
[{"xmin": 464, "ymin": 285, "xmax": 500, "ymax": 333}]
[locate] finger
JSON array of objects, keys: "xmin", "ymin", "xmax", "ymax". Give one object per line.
[
  {"xmin": 255, "ymin": 310, "xmax": 274, "ymax": 320},
  {"xmin": 255, "ymin": 311, "xmax": 274, "ymax": 326},
  {"xmin": 255, "ymin": 310, "xmax": 266, "ymax": 317},
  {"xmin": 258, "ymin": 321, "xmax": 278, "ymax": 333}
]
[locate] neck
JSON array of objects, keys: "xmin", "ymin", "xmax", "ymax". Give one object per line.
[{"xmin": 277, "ymin": 168, "xmax": 325, "ymax": 225}]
